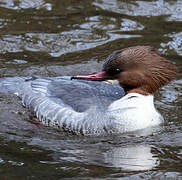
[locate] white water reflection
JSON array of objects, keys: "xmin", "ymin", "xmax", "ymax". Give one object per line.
[
  {"xmin": 47, "ymin": 143, "xmax": 159, "ymax": 171},
  {"xmin": 104, "ymin": 144, "xmax": 159, "ymax": 171}
]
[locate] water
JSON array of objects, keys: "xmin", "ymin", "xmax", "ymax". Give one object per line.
[{"xmin": 0, "ymin": 0, "xmax": 181, "ymax": 179}]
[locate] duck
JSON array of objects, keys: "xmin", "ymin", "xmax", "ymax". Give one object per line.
[{"xmin": 0, "ymin": 46, "xmax": 177, "ymax": 135}]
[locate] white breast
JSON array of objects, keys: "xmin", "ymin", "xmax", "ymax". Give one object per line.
[{"xmin": 106, "ymin": 93, "xmax": 164, "ymax": 133}]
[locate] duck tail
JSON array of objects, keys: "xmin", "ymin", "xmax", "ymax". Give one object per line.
[{"xmin": 0, "ymin": 77, "xmax": 34, "ymax": 96}]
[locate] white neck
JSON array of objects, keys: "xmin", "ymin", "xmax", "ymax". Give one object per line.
[{"xmin": 106, "ymin": 93, "xmax": 163, "ymax": 133}]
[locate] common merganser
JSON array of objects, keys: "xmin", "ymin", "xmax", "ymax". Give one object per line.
[{"xmin": 0, "ymin": 46, "xmax": 177, "ymax": 135}]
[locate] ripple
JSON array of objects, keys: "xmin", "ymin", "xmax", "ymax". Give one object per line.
[
  {"xmin": 81, "ymin": 16, "xmax": 144, "ymax": 32},
  {"xmin": 0, "ymin": 0, "xmax": 52, "ymax": 10},
  {"xmin": 8, "ymin": 160, "xmax": 24, "ymax": 166},
  {"xmin": 0, "ymin": 30, "xmax": 141, "ymax": 57},
  {"xmin": 160, "ymin": 32, "xmax": 182, "ymax": 56},
  {"xmin": 160, "ymin": 80, "xmax": 182, "ymax": 103},
  {"xmin": 0, "ymin": 35, "xmax": 24, "ymax": 53},
  {"xmin": 120, "ymin": 18, "xmax": 144, "ymax": 31},
  {"xmin": 0, "ymin": 18, "xmax": 10, "ymax": 29},
  {"xmin": 6, "ymin": 59, "xmax": 27, "ymax": 64},
  {"xmin": 93, "ymin": 0, "xmax": 182, "ymax": 21}
]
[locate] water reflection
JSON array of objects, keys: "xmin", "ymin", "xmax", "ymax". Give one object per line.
[
  {"xmin": 29, "ymin": 135, "xmax": 159, "ymax": 172},
  {"xmin": 104, "ymin": 144, "xmax": 159, "ymax": 171}
]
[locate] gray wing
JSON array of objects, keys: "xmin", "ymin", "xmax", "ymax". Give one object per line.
[{"xmin": 37, "ymin": 77, "xmax": 125, "ymax": 112}]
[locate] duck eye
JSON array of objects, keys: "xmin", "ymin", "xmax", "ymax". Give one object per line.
[
  {"xmin": 115, "ymin": 68, "xmax": 121, "ymax": 73},
  {"xmin": 108, "ymin": 68, "xmax": 121, "ymax": 76}
]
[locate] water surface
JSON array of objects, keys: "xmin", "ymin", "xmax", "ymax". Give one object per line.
[{"xmin": 0, "ymin": 0, "xmax": 182, "ymax": 179}]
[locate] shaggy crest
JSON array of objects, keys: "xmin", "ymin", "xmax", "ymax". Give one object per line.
[{"xmin": 103, "ymin": 46, "xmax": 177, "ymax": 95}]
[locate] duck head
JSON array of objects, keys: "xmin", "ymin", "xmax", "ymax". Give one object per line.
[{"xmin": 71, "ymin": 46, "xmax": 177, "ymax": 95}]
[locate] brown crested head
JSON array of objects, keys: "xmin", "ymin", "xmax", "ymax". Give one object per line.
[{"xmin": 102, "ymin": 46, "xmax": 178, "ymax": 95}]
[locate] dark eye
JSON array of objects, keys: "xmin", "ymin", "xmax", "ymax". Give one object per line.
[{"xmin": 108, "ymin": 68, "xmax": 121, "ymax": 76}]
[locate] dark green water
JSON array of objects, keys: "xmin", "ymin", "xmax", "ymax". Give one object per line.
[{"xmin": 0, "ymin": 0, "xmax": 182, "ymax": 179}]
